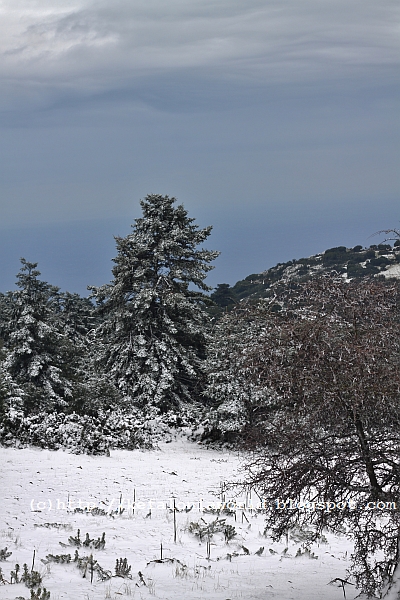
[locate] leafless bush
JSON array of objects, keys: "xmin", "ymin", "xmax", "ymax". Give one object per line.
[{"xmin": 211, "ymin": 276, "xmax": 400, "ymax": 597}]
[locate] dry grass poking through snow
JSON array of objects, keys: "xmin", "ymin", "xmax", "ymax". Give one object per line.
[{"xmin": 0, "ymin": 439, "xmax": 361, "ymax": 599}]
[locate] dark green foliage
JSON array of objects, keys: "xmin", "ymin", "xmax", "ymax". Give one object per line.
[
  {"xmin": 57, "ymin": 293, "xmax": 97, "ymax": 341},
  {"xmin": 245, "ymin": 273, "xmax": 262, "ymax": 281},
  {"xmin": 74, "ymin": 551, "xmax": 111, "ymax": 581},
  {"xmin": 210, "ymin": 243, "xmax": 400, "ymax": 312},
  {"xmin": 90, "ymin": 194, "xmax": 219, "ymax": 413},
  {"xmin": 10, "ymin": 563, "xmax": 20, "ymax": 584},
  {"xmin": 0, "ymin": 260, "xmax": 116, "ymax": 422},
  {"xmin": 325, "ymin": 245, "xmax": 347, "ymax": 253},
  {"xmin": 0, "ymin": 408, "xmax": 154, "ymax": 452},
  {"xmin": 228, "ymin": 277, "xmax": 268, "ymax": 302},
  {"xmin": 21, "ymin": 563, "xmax": 42, "ymax": 588},
  {"xmin": 115, "ymin": 557, "xmax": 132, "ymax": 578},
  {"xmin": 42, "ymin": 549, "xmax": 111, "ymax": 583},
  {"xmin": 75, "ymin": 552, "xmax": 94, "ymax": 579},
  {"xmin": 82, "ymin": 532, "xmax": 94, "ymax": 547},
  {"xmin": 88, "ymin": 507, "xmax": 108, "ymax": 516},
  {"xmin": 41, "ymin": 554, "xmax": 71, "ymax": 564},
  {"xmin": 223, "ymin": 524, "xmax": 237, "ymax": 542},
  {"xmin": 188, "ymin": 518, "xmax": 236, "ymax": 542},
  {"xmin": 347, "ymin": 262, "xmax": 379, "ymax": 278},
  {"xmin": 0, "ymin": 547, "xmax": 11, "ymax": 561},
  {"xmin": 210, "ymin": 284, "xmax": 238, "ymax": 308},
  {"xmin": 346, "ymin": 263, "xmax": 366, "ymax": 277},
  {"xmin": 0, "ymin": 260, "xmax": 83, "ymax": 414},
  {"xmin": 0, "ymin": 347, "xmax": 8, "ymax": 419},
  {"xmin": 65, "ymin": 530, "xmax": 105, "ymax": 550},
  {"xmin": 29, "ymin": 588, "xmax": 50, "ymax": 600},
  {"xmin": 71, "ymin": 375, "xmax": 122, "ymax": 417},
  {"xmin": 322, "ymin": 246, "xmax": 348, "ymax": 265},
  {"xmin": 67, "ymin": 529, "xmax": 81, "ymax": 546},
  {"xmin": 92, "ymin": 532, "xmax": 106, "ymax": 550},
  {"xmin": 370, "ymin": 256, "xmax": 390, "ymax": 267},
  {"xmin": 56, "ymin": 293, "xmax": 118, "ymax": 417},
  {"xmin": 204, "ymin": 303, "xmax": 269, "ymax": 439}
]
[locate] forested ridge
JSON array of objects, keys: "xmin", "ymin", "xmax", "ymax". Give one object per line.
[
  {"xmin": 211, "ymin": 241, "xmax": 400, "ymax": 312},
  {"xmin": 1, "ymin": 202, "xmax": 399, "ymax": 450}
]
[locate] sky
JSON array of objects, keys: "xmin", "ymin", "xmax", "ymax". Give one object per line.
[{"xmin": 0, "ymin": 0, "xmax": 399, "ymax": 295}]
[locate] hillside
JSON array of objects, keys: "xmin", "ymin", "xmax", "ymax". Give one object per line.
[{"xmin": 211, "ymin": 242, "xmax": 400, "ymax": 309}]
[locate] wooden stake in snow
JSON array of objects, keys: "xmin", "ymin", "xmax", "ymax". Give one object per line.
[
  {"xmin": 173, "ymin": 499, "xmax": 177, "ymax": 543},
  {"xmin": 31, "ymin": 549, "xmax": 35, "ymax": 573},
  {"xmin": 220, "ymin": 482, "xmax": 226, "ymax": 504},
  {"xmin": 160, "ymin": 543, "xmax": 163, "ymax": 560}
]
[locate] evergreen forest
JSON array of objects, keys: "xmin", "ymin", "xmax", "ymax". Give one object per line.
[{"xmin": 2, "ymin": 196, "xmax": 400, "ymax": 597}]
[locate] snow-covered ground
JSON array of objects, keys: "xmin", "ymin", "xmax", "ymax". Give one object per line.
[
  {"xmin": 382, "ymin": 263, "xmax": 400, "ymax": 279},
  {"xmin": 1, "ymin": 439, "xmax": 360, "ymax": 600}
]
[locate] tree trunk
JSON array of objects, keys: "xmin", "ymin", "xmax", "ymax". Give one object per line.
[{"xmin": 354, "ymin": 417, "xmax": 383, "ymax": 500}]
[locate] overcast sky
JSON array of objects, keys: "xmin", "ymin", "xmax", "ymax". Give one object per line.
[{"xmin": 0, "ymin": 0, "xmax": 399, "ymax": 294}]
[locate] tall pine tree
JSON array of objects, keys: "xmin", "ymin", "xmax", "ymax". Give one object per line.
[{"xmin": 90, "ymin": 194, "xmax": 219, "ymax": 413}]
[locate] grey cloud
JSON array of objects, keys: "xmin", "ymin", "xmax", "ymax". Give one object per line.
[
  {"xmin": 0, "ymin": 0, "xmax": 398, "ymax": 284},
  {"xmin": 0, "ymin": 0, "xmax": 398, "ymax": 113}
]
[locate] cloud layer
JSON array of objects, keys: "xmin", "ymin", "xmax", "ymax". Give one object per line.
[
  {"xmin": 0, "ymin": 0, "xmax": 398, "ymax": 293},
  {"xmin": 1, "ymin": 0, "xmax": 399, "ymax": 111}
]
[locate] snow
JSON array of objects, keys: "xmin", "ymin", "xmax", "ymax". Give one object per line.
[
  {"xmin": 1, "ymin": 440, "xmax": 362, "ymax": 599},
  {"xmin": 382, "ymin": 264, "xmax": 400, "ymax": 279}
]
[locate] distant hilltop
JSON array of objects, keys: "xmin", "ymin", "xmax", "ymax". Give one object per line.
[{"xmin": 211, "ymin": 242, "xmax": 400, "ymax": 309}]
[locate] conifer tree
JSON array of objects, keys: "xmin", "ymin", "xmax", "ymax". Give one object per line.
[
  {"xmin": 0, "ymin": 345, "xmax": 25, "ymax": 419},
  {"xmin": 1, "ymin": 259, "xmax": 75, "ymax": 413},
  {"xmin": 56, "ymin": 291, "xmax": 110, "ymax": 416},
  {"xmin": 58, "ymin": 292, "xmax": 97, "ymax": 344},
  {"xmin": 90, "ymin": 194, "xmax": 219, "ymax": 413}
]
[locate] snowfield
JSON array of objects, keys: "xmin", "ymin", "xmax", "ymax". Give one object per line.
[{"xmin": 1, "ymin": 439, "xmax": 361, "ymax": 600}]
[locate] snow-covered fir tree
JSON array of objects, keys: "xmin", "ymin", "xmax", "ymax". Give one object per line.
[
  {"xmin": 0, "ymin": 259, "xmax": 77, "ymax": 414},
  {"xmin": 90, "ymin": 194, "xmax": 219, "ymax": 414},
  {"xmin": 58, "ymin": 292, "xmax": 98, "ymax": 344},
  {"xmin": 54, "ymin": 291, "xmax": 116, "ymax": 416},
  {"xmin": 0, "ymin": 341, "xmax": 26, "ymax": 412},
  {"xmin": 204, "ymin": 304, "xmax": 268, "ymax": 440},
  {"xmin": 0, "ymin": 345, "xmax": 20, "ymax": 418}
]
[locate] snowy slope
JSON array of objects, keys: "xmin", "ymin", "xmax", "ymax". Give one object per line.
[{"xmin": 1, "ymin": 440, "xmax": 361, "ymax": 600}]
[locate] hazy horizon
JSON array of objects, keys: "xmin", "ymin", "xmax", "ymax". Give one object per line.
[{"xmin": 1, "ymin": 0, "xmax": 398, "ymax": 295}]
